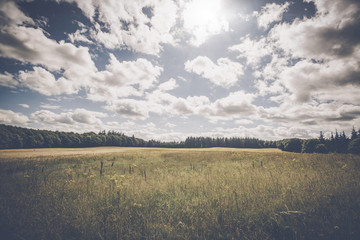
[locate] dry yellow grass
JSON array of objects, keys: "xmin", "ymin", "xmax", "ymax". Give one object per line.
[
  {"xmin": 0, "ymin": 147, "xmax": 281, "ymax": 159},
  {"xmin": 0, "ymin": 148, "xmax": 359, "ymax": 239}
]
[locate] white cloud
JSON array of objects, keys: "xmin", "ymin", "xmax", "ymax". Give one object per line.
[
  {"xmin": 64, "ymin": 0, "xmax": 178, "ymax": 55},
  {"xmin": 31, "ymin": 108, "xmax": 107, "ymax": 127},
  {"xmin": 88, "ymin": 54, "xmax": 163, "ymax": 101},
  {"xmin": 254, "ymin": 54, "xmax": 289, "ymax": 81},
  {"xmin": 0, "ymin": 72, "xmax": 18, "ymax": 88},
  {"xmin": 158, "ymin": 78, "xmax": 178, "ymax": 91},
  {"xmin": 147, "ymin": 88, "xmax": 258, "ymax": 121},
  {"xmin": 0, "ymin": 109, "xmax": 29, "ymax": 125},
  {"xmin": 0, "ymin": 1, "xmax": 34, "ymax": 26},
  {"xmin": 18, "ymin": 67, "xmax": 78, "ymax": 96},
  {"xmin": 105, "ymin": 55, "xmax": 162, "ymax": 90},
  {"xmin": 251, "ymin": 0, "xmax": 360, "ymax": 119},
  {"xmin": 0, "ymin": 2, "xmax": 97, "ymax": 95},
  {"xmin": 269, "ymin": 0, "xmax": 360, "ymax": 60},
  {"xmin": 254, "ymin": 2, "xmax": 290, "ymax": 30},
  {"xmin": 229, "ymin": 35, "xmax": 272, "ymax": 67},
  {"xmin": 255, "ymin": 80, "xmax": 285, "ymax": 98},
  {"xmin": 184, "ymin": 56, "xmax": 244, "ymax": 88},
  {"xmin": 172, "ymin": 95, "xmax": 211, "ymax": 115},
  {"xmin": 0, "ymin": 25, "xmax": 96, "ymax": 77},
  {"xmin": 19, "ymin": 104, "xmax": 29, "ymax": 109},
  {"xmin": 182, "ymin": 0, "xmax": 229, "ymax": 46},
  {"xmin": 258, "ymin": 101, "xmax": 360, "ymax": 131},
  {"xmin": 165, "ymin": 122, "xmax": 176, "ymax": 128},
  {"xmin": 210, "ymin": 91, "xmax": 257, "ymax": 118},
  {"xmin": 68, "ymin": 28, "xmax": 93, "ymax": 44},
  {"xmin": 40, "ymin": 104, "xmax": 61, "ymax": 110},
  {"xmin": 105, "ymin": 99, "xmax": 162, "ymax": 120},
  {"xmin": 278, "ymin": 57, "xmax": 360, "ymax": 103},
  {"xmin": 235, "ymin": 119, "xmax": 254, "ymax": 125}
]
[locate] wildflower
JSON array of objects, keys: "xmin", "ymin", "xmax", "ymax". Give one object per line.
[{"xmin": 120, "ymin": 175, "xmax": 126, "ymax": 178}]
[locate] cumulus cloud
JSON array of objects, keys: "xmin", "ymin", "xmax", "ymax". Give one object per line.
[
  {"xmin": 18, "ymin": 67, "xmax": 78, "ymax": 96},
  {"xmin": 0, "ymin": 25, "xmax": 96, "ymax": 78},
  {"xmin": 40, "ymin": 104, "xmax": 61, "ymax": 110},
  {"xmin": 68, "ymin": 27, "xmax": 93, "ymax": 44},
  {"xmin": 278, "ymin": 58, "xmax": 360, "ymax": 103},
  {"xmin": 0, "ymin": 72, "xmax": 18, "ymax": 88},
  {"xmin": 184, "ymin": 56, "xmax": 244, "ymax": 88},
  {"xmin": 258, "ymin": 101, "xmax": 360, "ymax": 131},
  {"xmin": 0, "ymin": 1, "xmax": 170, "ymax": 106},
  {"xmin": 182, "ymin": 0, "xmax": 229, "ymax": 46},
  {"xmin": 172, "ymin": 96, "xmax": 211, "ymax": 115},
  {"xmin": 31, "ymin": 108, "xmax": 107, "ymax": 126},
  {"xmin": 19, "ymin": 104, "xmax": 29, "ymax": 109},
  {"xmin": 158, "ymin": 78, "xmax": 178, "ymax": 92},
  {"xmin": 146, "ymin": 88, "xmax": 258, "ymax": 121},
  {"xmin": 251, "ymin": 0, "xmax": 360, "ymax": 112},
  {"xmin": 0, "ymin": 109, "xmax": 29, "ymax": 125},
  {"xmin": 64, "ymin": 0, "xmax": 178, "ymax": 55},
  {"xmin": 105, "ymin": 99, "xmax": 162, "ymax": 120},
  {"xmin": 229, "ymin": 35, "xmax": 272, "ymax": 67},
  {"xmin": 0, "ymin": 1, "xmax": 97, "ymax": 95},
  {"xmin": 269, "ymin": 0, "xmax": 360, "ymax": 60},
  {"xmin": 0, "ymin": 1, "xmax": 34, "ymax": 26},
  {"xmin": 88, "ymin": 54, "xmax": 163, "ymax": 101},
  {"xmin": 235, "ymin": 119, "xmax": 254, "ymax": 125},
  {"xmin": 254, "ymin": 2, "xmax": 290, "ymax": 30},
  {"xmin": 211, "ymin": 91, "xmax": 257, "ymax": 117}
]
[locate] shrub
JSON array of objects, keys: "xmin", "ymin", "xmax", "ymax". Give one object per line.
[
  {"xmin": 314, "ymin": 144, "xmax": 328, "ymax": 153},
  {"xmin": 302, "ymin": 139, "xmax": 320, "ymax": 153},
  {"xmin": 348, "ymin": 138, "xmax": 360, "ymax": 154},
  {"xmin": 282, "ymin": 138, "xmax": 302, "ymax": 153}
]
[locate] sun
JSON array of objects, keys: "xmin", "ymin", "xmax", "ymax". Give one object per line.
[{"xmin": 183, "ymin": 0, "xmax": 228, "ymax": 46}]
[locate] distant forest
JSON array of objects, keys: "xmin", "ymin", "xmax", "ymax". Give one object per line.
[{"xmin": 0, "ymin": 124, "xmax": 359, "ymax": 154}]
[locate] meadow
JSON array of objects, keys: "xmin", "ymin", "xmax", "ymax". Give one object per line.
[{"xmin": 0, "ymin": 147, "xmax": 359, "ymax": 240}]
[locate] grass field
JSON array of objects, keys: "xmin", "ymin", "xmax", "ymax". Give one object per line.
[{"xmin": 0, "ymin": 147, "xmax": 360, "ymax": 239}]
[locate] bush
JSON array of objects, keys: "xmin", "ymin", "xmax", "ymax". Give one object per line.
[
  {"xmin": 314, "ymin": 144, "xmax": 328, "ymax": 153},
  {"xmin": 282, "ymin": 138, "xmax": 302, "ymax": 153},
  {"xmin": 302, "ymin": 139, "xmax": 320, "ymax": 153},
  {"xmin": 348, "ymin": 138, "xmax": 360, "ymax": 154}
]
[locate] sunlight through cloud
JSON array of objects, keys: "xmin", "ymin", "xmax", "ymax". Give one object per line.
[{"xmin": 183, "ymin": 0, "xmax": 229, "ymax": 46}]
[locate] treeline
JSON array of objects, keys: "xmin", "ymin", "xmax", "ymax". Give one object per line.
[
  {"xmin": 0, "ymin": 124, "xmax": 359, "ymax": 154},
  {"xmin": 277, "ymin": 128, "xmax": 360, "ymax": 154},
  {"xmin": 184, "ymin": 136, "xmax": 277, "ymax": 148},
  {"xmin": 0, "ymin": 125, "xmax": 148, "ymax": 149}
]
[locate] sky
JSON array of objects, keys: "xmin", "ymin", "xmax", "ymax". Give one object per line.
[{"xmin": 0, "ymin": 0, "xmax": 360, "ymax": 142}]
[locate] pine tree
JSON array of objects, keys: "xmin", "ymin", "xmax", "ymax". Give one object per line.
[
  {"xmin": 351, "ymin": 126, "xmax": 358, "ymax": 140},
  {"xmin": 319, "ymin": 131, "xmax": 325, "ymax": 144},
  {"xmin": 330, "ymin": 132, "xmax": 335, "ymax": 153}
]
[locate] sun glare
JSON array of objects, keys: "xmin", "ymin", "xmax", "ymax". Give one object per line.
[{"xmin": 183, "ymin": 0, "xmax": 228, "ymax": 45}]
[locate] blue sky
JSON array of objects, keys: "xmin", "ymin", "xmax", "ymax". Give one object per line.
[{"xmin": 0, "ymin": 0, "xmax": 359, "ymax": 141}]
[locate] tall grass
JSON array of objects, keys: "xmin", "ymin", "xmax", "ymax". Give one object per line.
[{"xmin": 0, "ymin": 149, "xmax": 360, "ymax": 239}]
